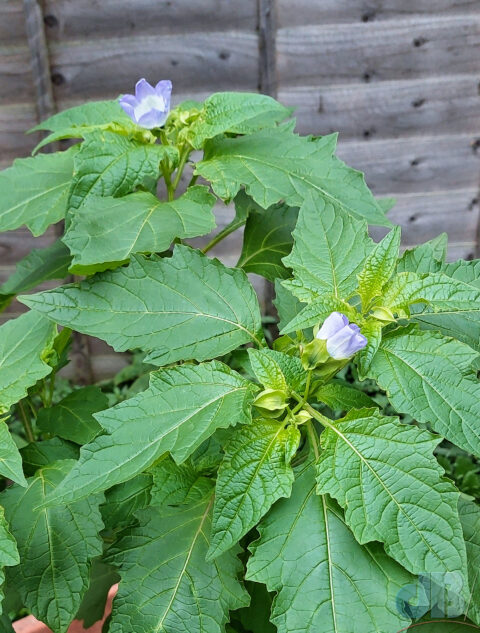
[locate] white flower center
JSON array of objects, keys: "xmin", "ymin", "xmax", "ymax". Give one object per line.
[{"xmin": 134, "ymin": 94, "xmax": 166, "ymax": 119}]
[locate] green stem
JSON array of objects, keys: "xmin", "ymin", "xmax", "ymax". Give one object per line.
[
  {"xmin": 18, "ymin": 400, "xmax": 34, "ymax": 443},
  {"xmin": 161, "ymin": 161, "xmax": 174, "ymax": 201},
  {"xmin": 292, "ymin": 391, "xmax": 336, "ymax": 435},
  {"xmin": 290, "ymin": 371, "xmax": 313, "ymax": 416},
  {"xmin": 306, "ymin": 420, "xmax": 320, "ymax": 461},
  {"xmin": 187, "ymin": 174, "xmax": 199, "ymax": 188},
  {"xmin": 201, "ymin": 219, "xmax": 246, "ymax": 255},
  {"xmin": 172, "ymin": 146, "xmax": 191, "ymax": 191},
  {"xmin": 47, "ymin": 372, "xmax": 56, "ymax": 407}
]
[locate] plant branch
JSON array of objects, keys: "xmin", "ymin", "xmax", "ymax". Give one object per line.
[
  {"xmin": 306, "ymin": 420, "xmax": 320, "ymax": 461},
  {"xmin": 18, "ymin": 400, "xmax": 35, "ymax": 443},
  {"xmin": 172, "ymin": 145, "xmax": 191, "ymax": 192},
  {"xmin": 201, "ymin": 219, "xmax": 246, "ymax": 255},
  {"xmin": 161, "ymin": 160, "xmax": 174, "ymax": 201}
]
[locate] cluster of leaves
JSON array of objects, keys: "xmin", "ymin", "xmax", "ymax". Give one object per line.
[{"xmin": 0, "ymin": 90, "xmax": 480, "ymax": 633}]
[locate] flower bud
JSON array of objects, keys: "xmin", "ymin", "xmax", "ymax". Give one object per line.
[
  {"xmin": 253, "ymin": 388, "xmax": 288, "ymax": 417},
  {"xmin": 370, "ymin": 306, "xmax": 395, "ymax": 323},
  {"xmin": 294, "ymin": 410, "xmax": 312, "ymax": 425},
  {"xmin": 316, "ymin": 312, "xmax": 367, "ymax": 360},
  {"xmin": 119, "ymin": 78, "xmax": 172, "ymax": 129},
  {"xmin": 301, "ymin": 338, "xmax": 330, "ymax": 370}
]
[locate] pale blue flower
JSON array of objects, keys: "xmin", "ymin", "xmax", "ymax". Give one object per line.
[
  {"xmin": 316, "ymin": 311, "xmax": 367, "ymax": 359},
  {"xmin": 119, "ymin": 78, "xmax": 172, "ymax": 129}
]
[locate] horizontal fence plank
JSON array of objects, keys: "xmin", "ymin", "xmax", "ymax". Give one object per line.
[
  {"xmin": 337, "ymin": 133, "xmax": 480, "ymax": 195},
  {"xmin": 0, "ymin": 45, "xmax": 35, "ymax": 104},
  {"xmin": 42, "ymin": 0, "xmax": 257, "ymax": 39},
  {"xmin": 0, "ymin": 227, "xmax": 56, "ymax": 264},
  {"xmin": 281, "ymin": 75, "xmax": 480, "ymax": 139},
  {"xmin": 0, "ymin": 0, "xmax": 26, "ymax": 44},
  {"xmin": 370, "ymin": 188, "xmax": 479, "ymax": 248},
  {"xmin": 0, "ymin": 103, "xmax": 39, "ymax": 159},
  {"xmin": 278, "ymin": 0, "xmax": 480, "ymax": 27},
  {"xmin": 277, "ymin": 15, "xmax": 480, "ymax": 86},
  {"xmin": 49, "ymin": 31, "xmax": 259, "ymax": 100}
]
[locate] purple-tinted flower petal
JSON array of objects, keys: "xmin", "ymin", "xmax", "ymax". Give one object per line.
[
  {"xmin": 137, "ymin": 108, "xmax": 169, "ymax": 129},
  {"xmin": 119, "ymin": 78, "xmax": 172, "ymax": 129},
  {"xmin": 326, "ymin": 324, "xmax": 367, "ymax": 359},
  {"xmin": 135, "ymin": 78, "xmax": 156, "ymax": 100},
  {"xmin": 316, "ymin": 312, "xmax": 349, "ymax": 340},
  {"xmin": 155, "ymin": 79, "xmax": 172, "ymax": 99},
  {"xmin": 119, "ymin": 94, "xmax": 138, "ymax": 106},
  {"xmin": 118, "ymin": 95, "xmax": 137, "ymax": 120}
]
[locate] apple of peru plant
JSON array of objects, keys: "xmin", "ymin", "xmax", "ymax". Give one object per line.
[{"xmin": 0, "ymin": 78, "xmax": 480, "ymax": 632}]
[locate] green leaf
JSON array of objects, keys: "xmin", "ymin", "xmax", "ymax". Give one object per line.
[
  {"xmin": 0, "ymin": 148, "xmax": 75, "ymax": 236},
  {"xmin": 20, "ymin": 438, "xmax": 79, "ymax": 476},
  {"xmin": 314, "ymin": 380, "xmax": 377, "ymax": 410},
  {"xmin": 106, "ymin": 496, "xmax": 249, "ymax": 633},
  {"xmin": 188, "ymin": 91, "xmax": 292, "ymax": 149},
  {"xmin": 247, "ymin": 461, "xmax": 412, "ymax": 633},
  {"xmin": 248, "ymin": 348, "xmax": 306, "ymax": 392},
  {"xmin": 0, "ymin": 240, "xmax": 71, "ymax": 312},
  {"xmin": 2, "ymin": 460, "xmax": 104, "ymax": 633},
  {"xmin": 0, "ymin": 311, "xmax": 56, "ymax": 416},
  {"xmin": 233, "ymin": 581, "xmax": 276, "ymax": 633},
  {"xmin": 75, "ymin": 559, "xmax": 120, "ymax": 629},
  {"xmin": 63, "ymin": 186, "xmax": 216, "ymax": 272},
  {"xmin": 43, "ymin": 361, "xmax": 258, "ymax": 506},
  {"xmin": 396, "ymin": 234, "xmax": 448, "ymax": 274},
  {"xmin": 0, "ymin": 421, "xmax": 27, "ymax": 486},
  {"xmin": 36, "ymin": 386, "xmax": 108, "ymax": 445},
  {"xmin": 355, "ymin": 319, "xmax": 383, "ymax": 378},
  {"xmin": 20, "ymin": 247, "xmax": 264, "ymax": 365},
  {"xmin": 382, "ymin": 271, "xmax": 480, "ymax": 318},
  {"xmin": 196, "ymin": 129, "xmax": 391, "ymax": 226},
  {"xmin": 458, "ymin": 496, "xmax": 480, "ymax": 625},
  {"xmin": 273, "ymin": 280, "xmax": 304, "ymax": 332},
  {"xmin": 68, "ymin": 132, "xmax": 177, "ymax": 210},
  {"xmin": 208, "ymin": 419, "xmax": 298, "ymax": 559},
  {"xmin": 280, "ymin": 294, "xmax": 359, "ymax": 334},
  {"xmin": 283, "ymin": 192, "xmax": 373, "ymax": 301},
  {"xmin": 412, "ymin": 259, "xmax": 480, "ymax": 351},
  {"xmin": 357, "ymin": 226, "xmax": 401, "ymax": 309},
  {"xmin": 32, "ymin": 99, "xmax": 131, "ymax": 133},
  {"xmin": 316, "ymin": 408, "xmax": 468, "ymax": 586},
  {"xmin": 237, "ymin": 202, "xmax": 298, "ymax": 281},
  {"xmin": 101, "ymin": 474, "xmax": 152, "ymax": 532},
  {"xmin": 31, "ymin": 99, "xmax": 134, "ymax": 153},
  {"xmin": 368, "ymin": 328, "xmax": 480, "ymax": 457},
  {"xmin": 0, "ymin": 506, "xmax": 19, "ymax": 615},
  {"xmin": 149, "ymin": 456, "xmax": 213, "ymax": 507}
]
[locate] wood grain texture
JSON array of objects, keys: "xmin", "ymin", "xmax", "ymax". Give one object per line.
[
  {"xmin": 23, "ymin": 0, "xmax": 57, "ymax": 120},
  {"xmin": 49, "ymin": 31, "xmax": 259, "ymax": 100},
  {"xmin": 277, "ymin": 15, "xmax": 480, "ymax": 86},
  {"xmin": 281, "ymin": 75, "xmax": 480, "ymax": 139},
  {"xmin": 0, "ymin": 227, "xmax": 56, "ymax": 265},
  {"xmin": 278, "ymin": 0, "xmax": 480, "ymax": 27},
  {"xmin": 41, "ymin": 0, "xmax": 257, "ymax": 39},
  {"xmin": 0, "ymin": 104, "xmax": 38, "ymax": 158},
  {"xmin": 337, "ymin": 133, "xmax": 480, "ymax": 195},
  {"xmin": 370, "ymin": 188, "xmax": 480, "ymax": 246},
  {"xmin": 0, "ymin": 45, "xmax": 35, "ymax": 104},
  {"xmin": 0, "ymin": 0, "xmax": 26, "ymax": 44}
]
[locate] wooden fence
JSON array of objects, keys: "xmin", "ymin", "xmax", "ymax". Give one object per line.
[{"xmin": 1, "ymin": 0, "xmax": 480, "ymax": 380}]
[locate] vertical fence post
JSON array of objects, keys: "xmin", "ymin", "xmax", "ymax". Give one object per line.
[
  {"xmin": 258, "ymin": 0, "xmax": 279, "ymax": 326},
  {"xmin": 22, "ymin": 0, "xmax": 94, "ymax": 385}
]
